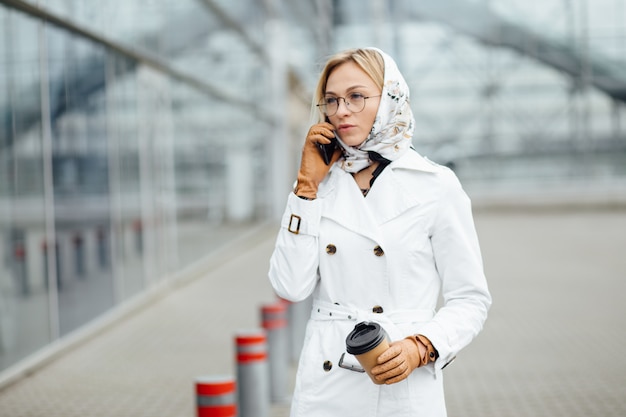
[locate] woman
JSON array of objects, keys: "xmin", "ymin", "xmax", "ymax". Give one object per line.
[{"xmin": 268, "ymin": 47, "xmax": 491, "ymax": 417}]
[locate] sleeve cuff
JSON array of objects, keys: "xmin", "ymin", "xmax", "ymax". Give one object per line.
[
  {"xmin": 279, "ymin": 192, "xmax": 322, "ymax": 236},
  {"xmin": 417, "ymin": 322, "xmax": 457, "ymax": 370},
  {"xmin": 416, "ymin": 334, "xmax": 438, "ymax": 363}
]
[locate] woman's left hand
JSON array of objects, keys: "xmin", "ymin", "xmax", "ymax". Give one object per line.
[{"xmin": 370, "ymin": 337, "xmax": 427, "ymax": 384}]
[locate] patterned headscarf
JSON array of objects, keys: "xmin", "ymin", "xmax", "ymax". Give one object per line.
[{"xmin": 337, "ymin": 47, "xmax": 415, "ymax": 173}]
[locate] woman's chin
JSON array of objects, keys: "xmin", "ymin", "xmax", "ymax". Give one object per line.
[{"xmin": 339, "ymin": 135, "xmax": 366, "ymax": 148}]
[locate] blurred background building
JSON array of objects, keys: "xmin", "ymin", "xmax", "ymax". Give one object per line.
[{"xmin": 0, "ymin": 0, "xmax": 624, "ymax": 378}]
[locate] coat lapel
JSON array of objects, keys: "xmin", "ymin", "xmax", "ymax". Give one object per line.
[
  {"xmin": 368, "ymin": 150, "xmax": 440, "ymax": 224},
  {"xmin": 320, "ymin": 150, "xmax": 439, "ymax": 239},
  {"xmin": 365, "ymin": 167, "xmax": 423, "ymax": 225},
  {"xmin": 322, "ymin": 168, "xmax": 381, "ymax": 241}
]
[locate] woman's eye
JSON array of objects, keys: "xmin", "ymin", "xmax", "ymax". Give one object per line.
[
  {"xmin": 349, "ymin": 93, "xmax": 365, "ymax": 100},
  {"xmin": 325, "ymin": 97, "xmax": 338, "ymax": 104}
]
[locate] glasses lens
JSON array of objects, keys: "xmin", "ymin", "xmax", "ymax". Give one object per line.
[
  {"xmin": 347, "ymin": 94, "xmax": 365, "ymax": 112},
  {"xmin": 321, "ymin": 98, "xmax": 338, "ymax": 116}
]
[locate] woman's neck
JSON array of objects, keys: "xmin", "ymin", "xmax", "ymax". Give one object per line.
[{"xmin": 351, "ymin": 161, "xmax": 380, "ymax": 193}]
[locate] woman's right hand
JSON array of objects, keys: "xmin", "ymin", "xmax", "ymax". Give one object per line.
[{"xmin": 295, "ymin": 122, "xmax": 342, "ymax": 199}]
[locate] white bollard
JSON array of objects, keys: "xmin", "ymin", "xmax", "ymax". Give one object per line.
[
  {"xmin": 261, "ymin": 301, "xmax": 290, "ymax": 403},
  {"xmin": 284, "ymin": 296, "xmax": 312, "ymax": 364},
  {"xmin": 195, "ymin": 375, "xmax": 237, "ymax": 417},
  {"xmin": 235, "ymin": 329, "xmax": 270, "ymax": 417}
]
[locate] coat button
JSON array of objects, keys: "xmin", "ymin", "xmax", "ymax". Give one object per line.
[
  {"xmin": 373, "ymin": 245, "xmax": 384, "ymax": 256},
  {"xmin": 372, "ymin": 305, "xmax": 384, "ymax": 314},
  {"xmin": 323, "ymin": 360, "xmax": 332, "ymax": 372},
  {"xmin": 326, "ymin": 244, "xmax": 337, "ymax": 255}
]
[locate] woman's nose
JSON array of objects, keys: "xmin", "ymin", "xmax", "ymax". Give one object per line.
[{"xmin": 335, "ymin": 97, "xmax": 351, "ymax": 116}]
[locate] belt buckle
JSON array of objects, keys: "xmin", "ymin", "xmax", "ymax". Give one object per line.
[
  {"xmin": 338, "ymin": 352, "xmax": 365, "ymax": 373},
  {"xmin": 288, "ymin": 214, "xmax": 301, "ymax": 234}
]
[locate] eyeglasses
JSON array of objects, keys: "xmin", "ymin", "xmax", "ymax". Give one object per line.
[{"xmin": 317, "ymin": 93, "xmax": 381, "ymax": 116}]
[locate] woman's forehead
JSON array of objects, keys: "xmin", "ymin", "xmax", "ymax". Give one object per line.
[{"xmin": 325, "ymin": 62, "xmax": 379, "ymax": 93}]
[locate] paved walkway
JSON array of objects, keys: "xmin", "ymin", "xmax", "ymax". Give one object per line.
[{"xmin": 0, "ymin": 208, "xmax": 625, "ymax": 416}]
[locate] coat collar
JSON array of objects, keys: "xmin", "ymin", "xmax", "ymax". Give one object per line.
[
  {"xmin": 319, "ymin": 149, "xmax": 440, "ymax": 241},
  {"xmin": 388, "ymin": 148, "xmax": 440, "ymax": 173}
]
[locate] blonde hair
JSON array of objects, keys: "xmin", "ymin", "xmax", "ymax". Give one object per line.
[{"xmin": 313, "ymin": 48, "xmax": 384, "ymax": 122}]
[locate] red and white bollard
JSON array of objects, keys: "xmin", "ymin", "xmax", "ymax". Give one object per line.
[
  {"xmin": 195, "ymin": 376, "xmax": 236, "ymax": 417},
  {"xmin": 13, "ymin": 242, "xmax": 28, "ymax": 295},
  {"xmin": 281, "ymin": 296, "xmax": 312, "ymax": 364},
  {"xmin": 261, "ymin": 301, "xmax": 289, "ymax": 403},
  {"xmin": 72, "ymin": 234, "xmax": 85, "ymax": 278},
  {"xmin": 96, "ymin": 227, "xmax": 109, "ymax": 269},
  {"xmin": 41, "ymin": 239, "xmax": 61, "ymax": 290},
  {"xmin": 235, "ymin": 330, "xmax": 269, "ymax": 417},
  {"xmin": 132, "ymin": 219, "xmax": 143, "ymax": 254}
]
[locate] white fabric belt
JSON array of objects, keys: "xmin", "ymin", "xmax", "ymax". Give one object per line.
[{"xmin": 311, "ymin": 299, "xmax": 434, "ymax": 325}]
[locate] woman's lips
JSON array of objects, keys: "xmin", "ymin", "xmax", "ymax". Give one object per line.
[{"xmin": 338, "ymin": 124, "xmax": 355, "ymax": 132}]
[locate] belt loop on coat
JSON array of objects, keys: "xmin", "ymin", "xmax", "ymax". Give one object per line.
[{"xmin": 310, "ymin": 299, "xmax": 434, "ymax": 324}]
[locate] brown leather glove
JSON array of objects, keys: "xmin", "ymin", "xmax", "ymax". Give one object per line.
[
  {"xmin": 295, "ymin": 122, "xmax": 342, "ymax": 199},
  {"xmin": 370, "ymin": 334, "xmax": 437, "ymax": 385}
]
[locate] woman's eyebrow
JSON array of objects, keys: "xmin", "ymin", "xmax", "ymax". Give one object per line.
[{"xmin": 325, "ymin": 85, "xmax": 369, "ymax": 95}]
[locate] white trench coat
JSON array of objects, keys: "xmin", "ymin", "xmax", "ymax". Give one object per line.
[{"xmin": 269, "ymin": 149, "xmax": 491, "ymax": 417}]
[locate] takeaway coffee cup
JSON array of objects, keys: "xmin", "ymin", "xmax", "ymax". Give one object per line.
[{"xmin": 345, "ymin": 321, "xmax": 390, "ymax": 384}]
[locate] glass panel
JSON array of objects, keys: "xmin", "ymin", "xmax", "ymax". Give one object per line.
[
  {"xmin": 0, "ymin": 8, "xmax": 52, "ymax": 371},
  {"xmin": 45, "ymin": 27, "xmax": 115, "ymax": 336},
  {"xmin": 133, "ymin": 65, "xmax": 178, "ymax": 283},
  {"xmin": 105, "ymin": 54, "xmax": 144, "ymax": 301}
]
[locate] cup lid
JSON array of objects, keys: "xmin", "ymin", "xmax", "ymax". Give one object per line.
[{"xmin": 345, "ymin": 321, "xmax": 386, "ymax": 355}]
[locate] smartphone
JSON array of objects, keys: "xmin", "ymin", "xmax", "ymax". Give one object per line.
[{"xmin": 316, "ymin": 117, "xmax": 338, "ymax": 165}]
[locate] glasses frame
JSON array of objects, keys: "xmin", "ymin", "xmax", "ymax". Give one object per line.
[{"xmin": 317, "ymin": 94, "xmax": 382, "ymax": 116}]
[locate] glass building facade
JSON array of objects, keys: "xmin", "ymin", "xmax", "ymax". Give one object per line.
[{"xmin": 0, "ymin": 0, "xmax": 624, "ymax": 376}]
